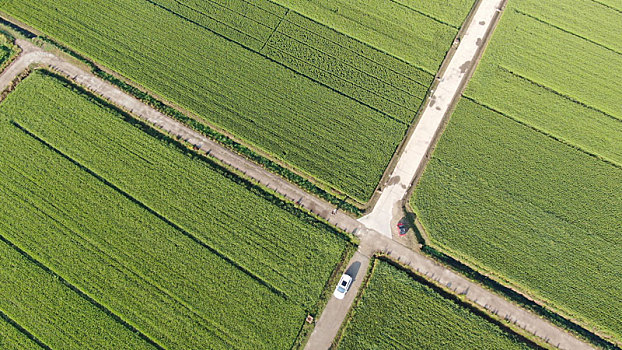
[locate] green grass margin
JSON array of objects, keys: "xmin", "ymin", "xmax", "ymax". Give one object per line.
[
  {"xmin": 332, "ymin": 254, "xmax": 550, "ymax": 350},
  {"xmin": 405, "ymin": 202, "xmax": 621, "ymax": 350}
]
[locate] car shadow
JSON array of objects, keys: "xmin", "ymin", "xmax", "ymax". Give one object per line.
[{"xmin": 345, "ymin": 261, "xmax": 362, "ymax": 282}]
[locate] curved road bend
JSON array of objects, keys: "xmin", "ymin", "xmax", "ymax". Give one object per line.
[{"xmin": 0, "ymin": 32, "xmax": 593, "ymax": 350}]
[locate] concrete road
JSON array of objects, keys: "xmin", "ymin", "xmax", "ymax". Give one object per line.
[
  {"xmin": 359, "ymin": 0, "xmax": 507, "ymax": 237},
  {"xmin": 304, "ymin": 252, "xmax": 370, "ymax": 350},
  {"xmin": 0, "ymin": 33, "xmax": 594, "ymax": 350}
]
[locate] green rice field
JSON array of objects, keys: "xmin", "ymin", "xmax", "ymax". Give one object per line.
[
  {"xmin": 337, "ymin": 259, "xmax": 536, "ymax": 350},
  {"xmin": 413, "ymin": 0, "xmax": 622, "ymax": 342},
  {"xmin": 0, "ymin": 0, "xmax": 474, "ymax": 201},
  {"xmin": 0, "ymin": 70, "xmax": 351, "ymax": 349}
]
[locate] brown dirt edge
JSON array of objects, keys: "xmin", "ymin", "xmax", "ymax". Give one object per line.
[
  {"xmin": 331, "ymin": 254, "xmax": 551, "ymax": 350},
  {"xmin": 405, "ymin": 201, "xmax": 621, "ymax": 350},
  {"xmin": 0, "ymin": 12, "xmax": 367, "ymax": 214}
]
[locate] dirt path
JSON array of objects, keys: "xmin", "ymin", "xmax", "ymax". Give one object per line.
[
  {"xmin": 359, "ymin": 0, "xmax": 508, "ymax": 237},
  {"xmin": 1, "ymin": 38, "xmax": 593, "ymax": 350}
]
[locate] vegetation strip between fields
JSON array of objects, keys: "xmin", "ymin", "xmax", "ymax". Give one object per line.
[
  {"xmin": 462, "ymin": 96, "xmax": 622, "ymax": 171},
  {"xmin": 590, "ymin": 0, "xmax": 622, "ymax": 14},
  {"xmin": 278, "ymin": 17, "xmax": 431, "ymax": 88},
  {"xmin": 144, "ymin": 0, "xmax": 419, "ymax": 127},
  {"xmin": 495, "ymin": 66, "xmax": 622, "ymax": 124},
  {"xmin": 0, "ymin": 307, "xmax": 50, "ymax": 350},
  {"xmin": 513, "ymin": 9, "xmax": 622, "ymax": 56},
  {"xmin": 0, "ymin": 230, "xmax": 165, "ymax": 350},
  {"xmin": 10, "ymin": 119, "xmax": 288, "ymax": 301},
  {"xmin": 32, "ymin": 36, "xmax": 363, "ymax": 215}
]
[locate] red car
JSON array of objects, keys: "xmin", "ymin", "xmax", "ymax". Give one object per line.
[{"xmin": 397, "ymin": 222, "xmax": 407, "ymax": 236}]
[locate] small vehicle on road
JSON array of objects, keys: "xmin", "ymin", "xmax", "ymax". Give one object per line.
[
  {"xmin": 333, "ymin": 274, "xmax": 353, "ymax": 300},
  {"xmin": 397, "ymin": 222, "xmax": 407, "ymax": 236}
]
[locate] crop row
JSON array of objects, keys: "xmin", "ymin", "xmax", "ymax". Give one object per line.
[
  {"xmin": 149, "ymin": 0, "xmax": 286, "ymax": 50},
  {"xmin": 0, "ymin": 0, "xmax": 409, "ymax": 200},
  {"xmin": 465, "ymin": 64, "xmax": 622, "ymax": 166},
  {"xmin": 412, "ymin": 98, "xmax": 622, "ymax": 343},
  {"xmin": 479, "ymin": 8, "xmax": 622, "ymax": 122},
  {"xmin": 268, "ymin": 0, "xmax": 460, "ymax": 72},
  {"xmin": 0, "ymin": 230, "xmax": 156, "ymax": 350},
  {"xmin": 0, "ymin": 71, "xmax": 350, "ymax": 348},
  {"xmin": 337, "ymin": 259, "xmax": 534, "ymax": 349}
]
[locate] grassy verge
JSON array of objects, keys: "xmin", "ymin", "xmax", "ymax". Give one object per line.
[{"xmin": 333, "ymin": 254, "xmax": 548, "ymax": 349}]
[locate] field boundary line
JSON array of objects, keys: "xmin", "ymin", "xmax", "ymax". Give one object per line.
[
  {"xmin": 0, "ymin": 307, "xmax": 51, "ymax": 350},
  {"xmin": 589, "ymin": 0, "xmax": 622, "ymax": 14},
  {"xmin": 143, "ymin": 0, "xmax": 409, "ymax": 141},
  {"xmin": 462, "ymin": 95, "xmax": 622, "ymax": 171},
  {"xmin": 11, "ymin": 117, "xmax": 289, "ymax": 301},
  {"xmin": 266, "ymin": 0, "xmax": 437, "ymax": 76},
  {"xmin": 406, "ymin": 204, "xmax": 622, "ymax": 350},
  {"xmin": 335, "ymin": 255, "xmax": 550, "ymax": 349},
  {"xmin": 262, "ymin": 46, "xmax": 415, "ymax": 125},
  {"xmin": 0, "ymin": 231, "xmax": 166, "ymax": 350},
  {"xmin": 497, "ymin": 66, "xmax": 622, "ymax": 124},
  {"xmin": 386, "ymin": 0, "xmax": 460, "ymax": 29},
  {"xmin": 265, "ymin": 29, "xmax": 429, "ymax": 97},
  {"xmin": 513, "ymin": 8, "xmax": 622, "ymax": 57},
  {"xmin": 260, "ymin": 8, "xmax": 288, "ymax": 51},
  {"xmin": 147, "ymin": 0, "xmax": 266, "ymax": 44},
  {"xmin": 279, "ymin": 14, "xmax": 435, "ymax": 82}
]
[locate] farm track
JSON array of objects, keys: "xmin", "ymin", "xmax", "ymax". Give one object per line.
[{"xmin": 0, "ymin": 36, "xmax": 594, "ymax": 350}]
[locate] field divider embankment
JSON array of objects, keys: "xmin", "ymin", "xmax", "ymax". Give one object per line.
[
  {"xmin": 0, "ymin": 230, "xmax": 166, "ymax": 350},
  {"xmin": 386, "ymin": 0, "xmax": 460, "ymax": 29},
  {"xmin": 268, "ymin": 24, "xmax": 431, "ymax": 90},
  {"xmin": 0, "ymin": 306, "xmax": 51, "ymax": 350},
  {"xmin": 589, "ymin": 0, "xmax": 622, "ymax": 14},
  {"xmin": 462, "ymin": 95, "xmax": 622, "ymax": 171},
  {"xmin": 11, "ymin": 119, "xmax": 288, "ymax": 301},
  {"xmin": 264, "ymin": 37, "xmax": 424, "ymax": 109},
  {"xmin": 513, "ymin": 8, "xmax": 622, "ymax": 56},
  {"xmin": 497, "ymin": 66, "xmax": 622, "ymax": 124},
  {"xmin": 0, "ymin": 38, "xmax": 363, "ymax": 227}
]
